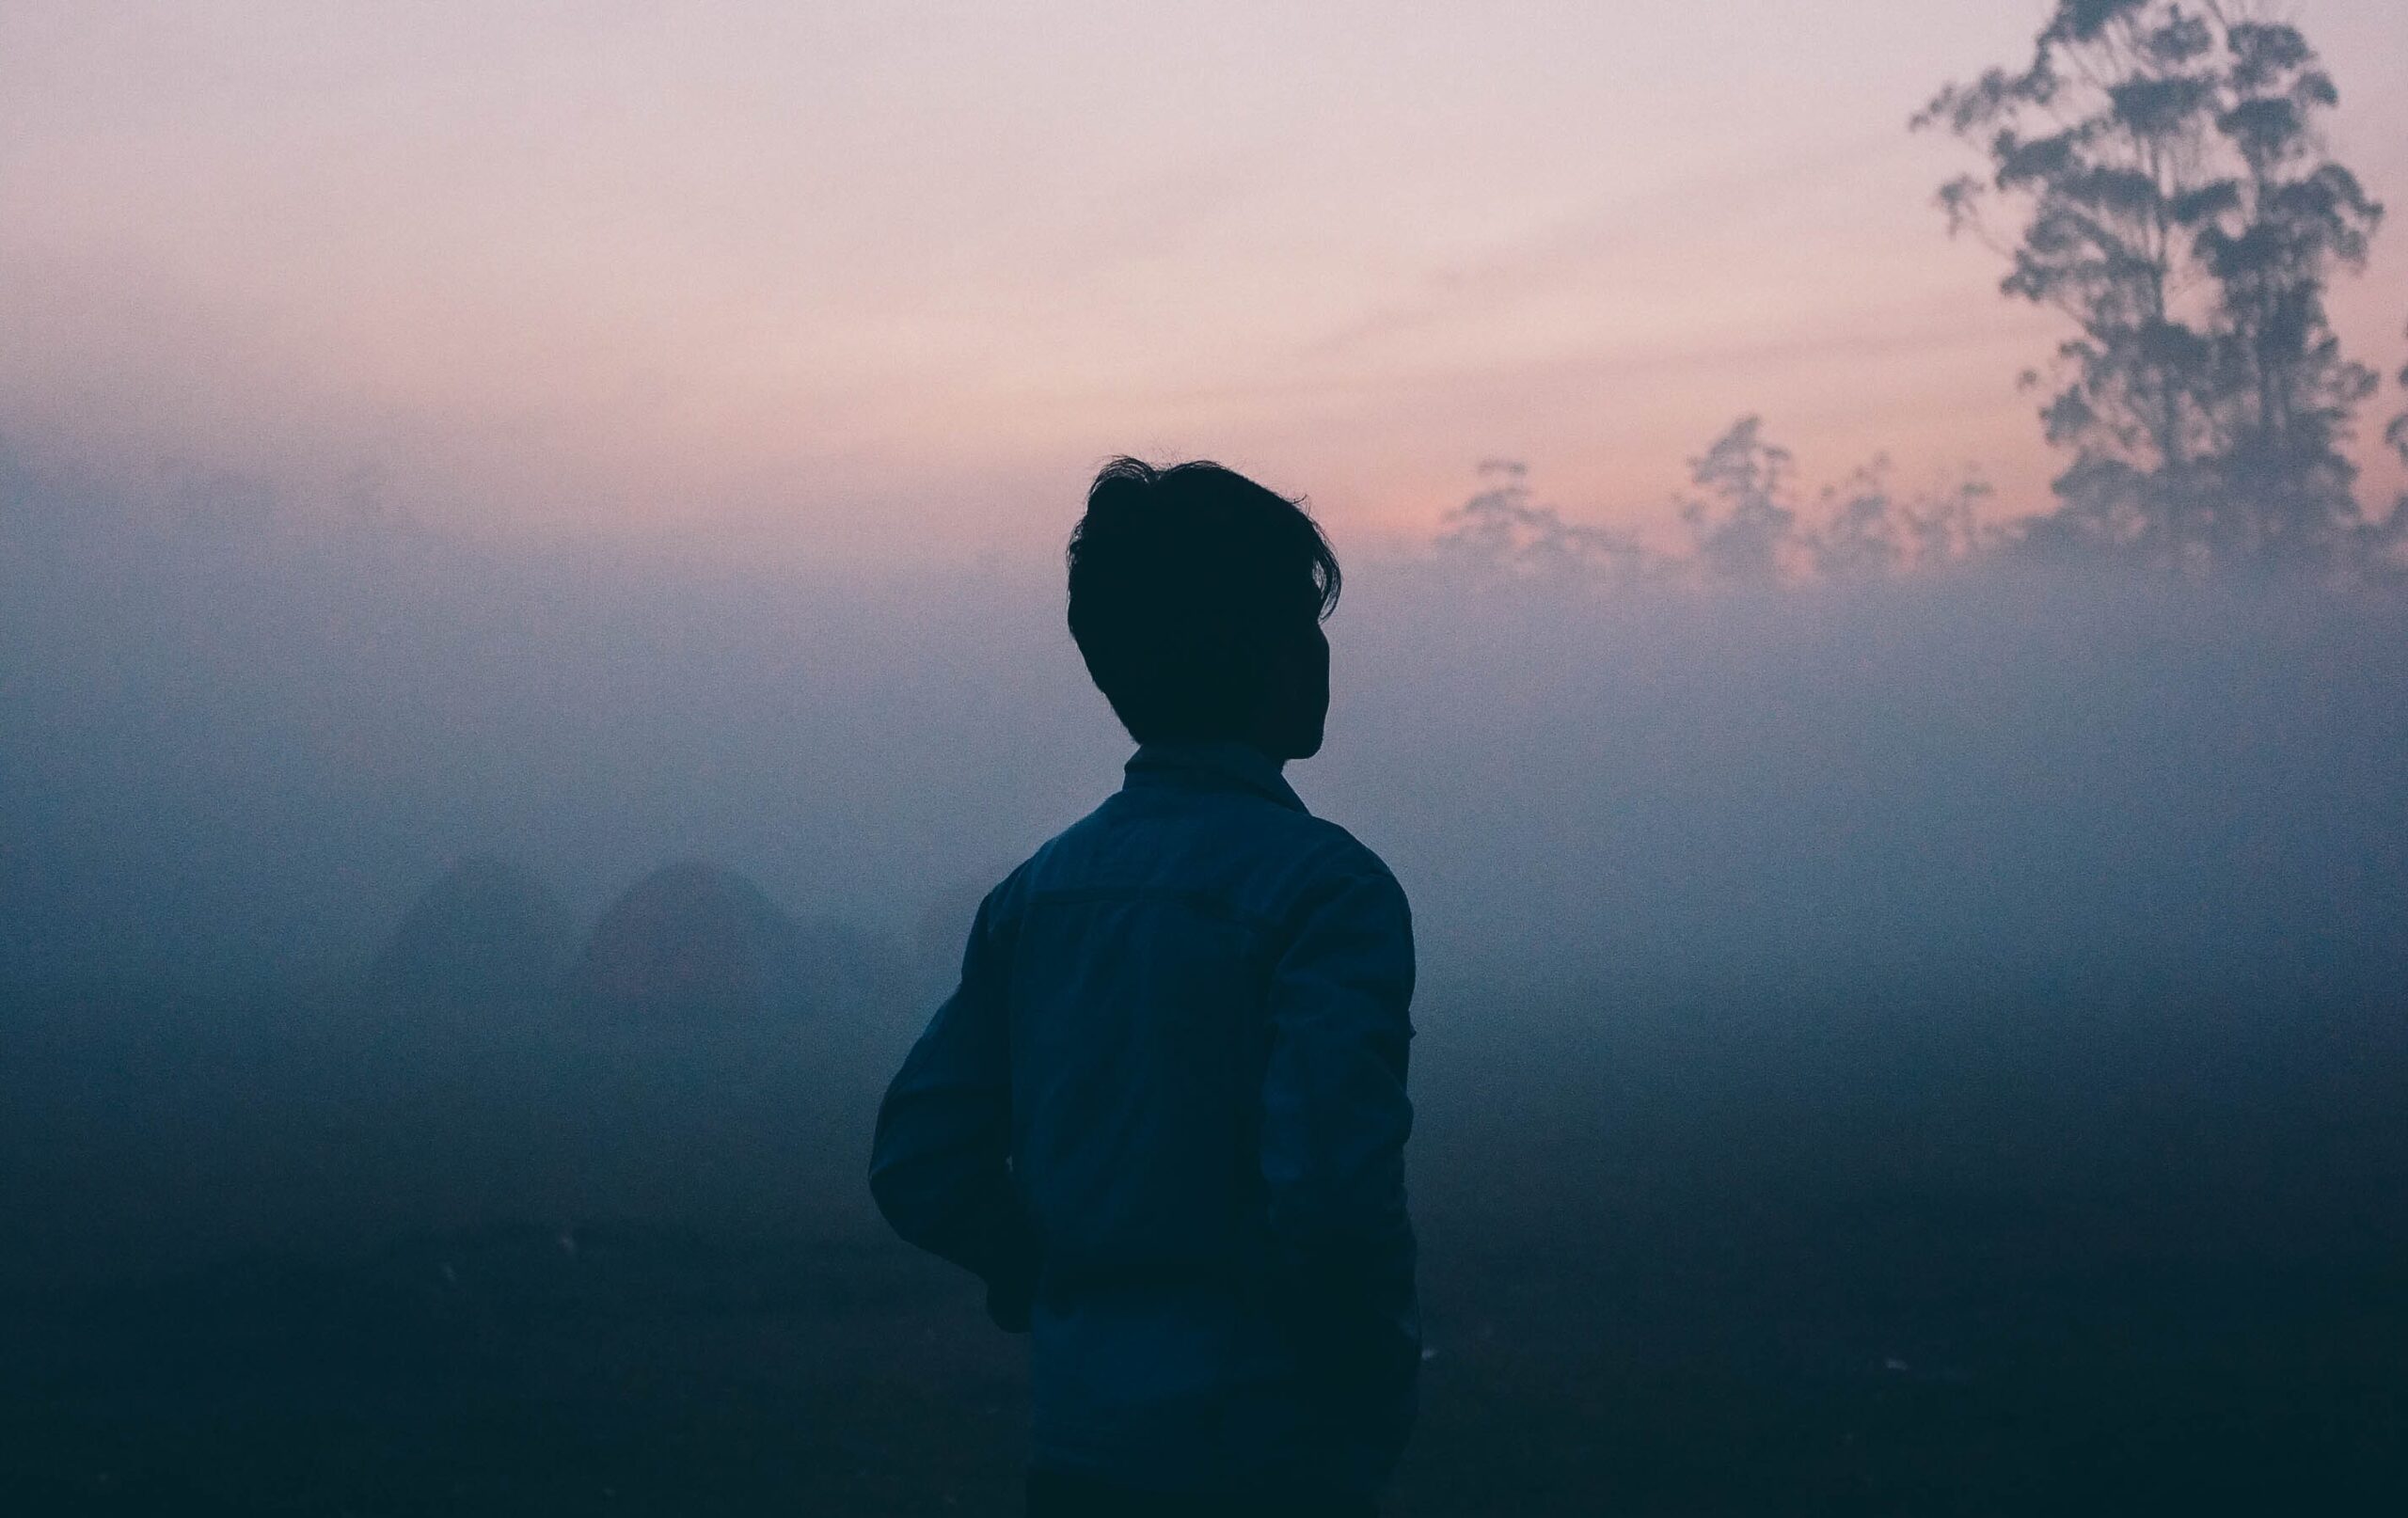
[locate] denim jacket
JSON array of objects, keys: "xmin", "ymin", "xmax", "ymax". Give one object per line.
[{"xmin": 870, "ymin": 741, "xmax": 1418, "ymax": 1496}]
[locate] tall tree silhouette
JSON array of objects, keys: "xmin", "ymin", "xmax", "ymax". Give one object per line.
[{"xmin": 1915, "ymin": 0, "xmax": 2384, "ymax": 575}]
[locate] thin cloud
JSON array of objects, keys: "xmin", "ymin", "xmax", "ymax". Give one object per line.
[{"xmin": 1307, "ymin": 132, "xmax": 1916, "ymax": 359}]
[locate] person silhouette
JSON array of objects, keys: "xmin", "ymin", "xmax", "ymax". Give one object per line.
[{"xmin": 871, "ymin": 458, "xmax": 1418, "ymax": 1516}]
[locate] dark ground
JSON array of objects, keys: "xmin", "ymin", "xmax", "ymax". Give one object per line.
[{"xmin": 3, "ymin": 972, "xmax": 2403, "ymax": 1516}]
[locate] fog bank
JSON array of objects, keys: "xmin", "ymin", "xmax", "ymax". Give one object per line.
[{"xmin": 5, "ymin": 469, "xmax": 2403, "ymax": 1003}]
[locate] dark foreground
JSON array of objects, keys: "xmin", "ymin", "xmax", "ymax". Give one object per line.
[{"xmin": 4, "ymin": 973, "xmax": 2404, "ymax": 1515}]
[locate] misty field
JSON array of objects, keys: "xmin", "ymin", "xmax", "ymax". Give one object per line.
[
  {"xmin": 8, "ymin": 514, "xmax": 2408, "ymax": 1515},
  {"xmin": 12, "ymin": 0, "xmax": 2408, "ymax": 1509},
  {"xmin": 4, "ymin": 962, "xmax": 2402, "ymax": 1516}
]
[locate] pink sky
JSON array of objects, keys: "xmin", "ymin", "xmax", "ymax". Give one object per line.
[{"xmin": 4, "ymin": 0, "xmax": 2404, "ymax": 563}]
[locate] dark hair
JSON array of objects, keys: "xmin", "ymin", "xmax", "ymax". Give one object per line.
[{"xmin": 1067, "ymin": 457, "xmax": 1340, "ymax": 745}]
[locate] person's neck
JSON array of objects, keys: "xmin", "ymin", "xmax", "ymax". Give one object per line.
[
  {"xmin": 1223, "ymin": 736, "xmax": 1289, "ymax": 770},
  {"xmin": 1161, "ymin": 735, "xmax": 1288, "ymax": 770}
]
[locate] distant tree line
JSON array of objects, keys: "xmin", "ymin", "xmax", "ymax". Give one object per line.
[
  {"xmin": 1447, "ymin": 0, "xmax": 2407, "ymax": 586},
  {"xmin": 1437, "ymin": 433, "xmax": 1996, "ymax": 587}
]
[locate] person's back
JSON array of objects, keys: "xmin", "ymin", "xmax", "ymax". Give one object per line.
[{"xmin": 870, "ymin": 460, "xmax": 1418, "ymax": 1515}]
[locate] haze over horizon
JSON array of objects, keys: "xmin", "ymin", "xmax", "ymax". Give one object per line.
[
  {"xmin": 6, "ymin": 13, "xmax": 2408, "ymax": 1510},
  {"xmin": 6, "ymin": 0, "xmax": 2407, "ymax": 565}
]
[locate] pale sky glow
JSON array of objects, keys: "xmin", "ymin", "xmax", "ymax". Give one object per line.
[{"xmin": 4, "ymin": 0, "xmax": 2405, "ymax": 562}]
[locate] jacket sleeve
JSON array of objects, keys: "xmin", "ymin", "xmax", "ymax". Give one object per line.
[
  {"xmin": 868, "ymin": 889, "xmax": 1039, "ymax": 1331},
  {"xmin": 1255, "ymin": 852, "xmax": 1419, "ymax": 1471}
]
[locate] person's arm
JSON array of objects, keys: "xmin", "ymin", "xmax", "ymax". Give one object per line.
[
  {"xmin": 868, "ymin": 889, "xmax": 1038, "ymax": 1330},
  {"xmin": 1256, "ymin": 853, "xmax": 1419, "ymax": 1459}
]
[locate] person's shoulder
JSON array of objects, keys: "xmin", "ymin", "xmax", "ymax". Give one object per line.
[
  {"xmin": 1280, "ymin": 813, "xmax": 1409, "ymax": 920},
  {"xmin": 1290, "ymin": 812, "xmax": 1395, "ymax": 878},
  {"xmin": 1275, "ymin": 816, "xmax": 1414, "ymax": 974},
  {"xmin": 977, "ymin": 793, "xmax": 1126, "ymax": 919}
]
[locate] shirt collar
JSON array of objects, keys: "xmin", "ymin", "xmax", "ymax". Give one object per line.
[{"xmin": 1123, "ymin": 740, "xmax": 1309, "ymax": 814}]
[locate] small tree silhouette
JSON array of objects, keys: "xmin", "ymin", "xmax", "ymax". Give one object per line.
[
  {"xmin": 1679, "ymin": 419, "xmax": 1802, "ymax": 584},
  {"xmin": 1437, "ymin": 459, "xmax": 1664, "ymax": 583}
]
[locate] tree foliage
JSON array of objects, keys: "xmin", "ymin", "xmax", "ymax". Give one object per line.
[
  {"xmin": 1679, "ymin": 418, "xmax": 1801, "ymax": 583},
  {"xmin": 1439, "ymin": 422, "xmax": 1994, "ymax": 589},
  {"xmin": 1676, "ymin": 419, "xmax": 1995, "ymax": 584},
  {"xmin": 1436, "ymin": 459, "xmax": 1665, "ymax": 584},
  {"xmin": 1914, "ymin": 0, "xmax": 2385, "ymax": 576},
  {"xmin": 2391, "ymin": 320, "xmax": 2408, "ymax": 477},
  {"xmin": 2372, "ymin": 321, "xmax": 2408, "ymax": 577}
]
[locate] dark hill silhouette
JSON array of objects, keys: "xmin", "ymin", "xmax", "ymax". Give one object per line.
[
  {"xmin": 566, "ymin": 861, "xmax": 882, "ymax": 1020},
  {"xmin": 367, "ymin": 857, "xmax": 572, "ymax": 1005}
]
